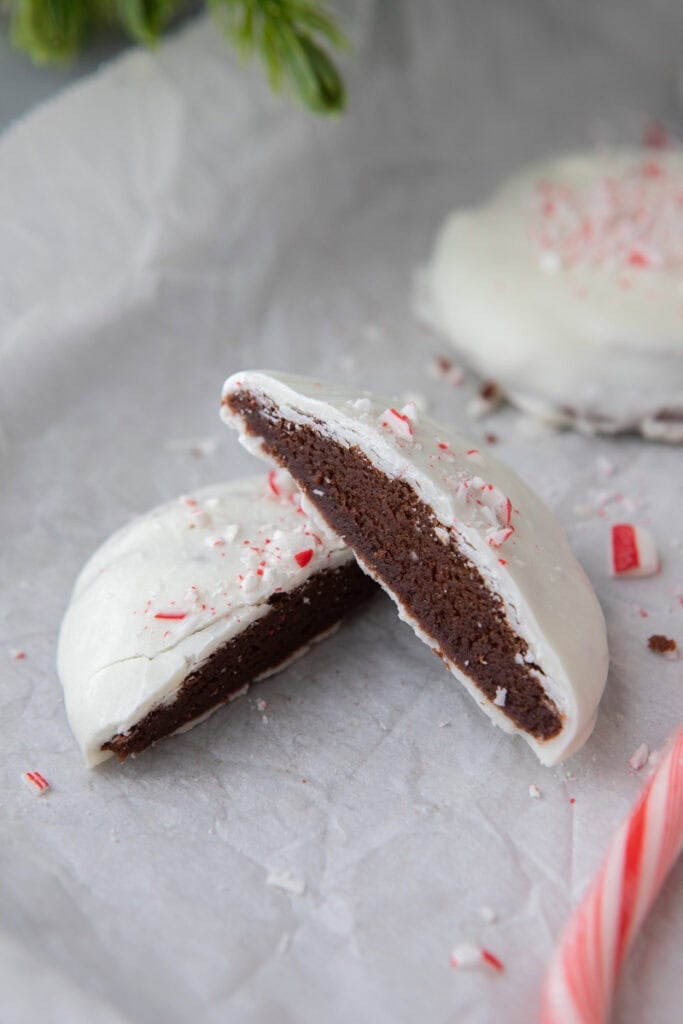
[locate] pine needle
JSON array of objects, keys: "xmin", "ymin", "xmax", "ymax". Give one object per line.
[{"xmin": 5, "ymin": 0, "xmax": 347, "ymax": 115}]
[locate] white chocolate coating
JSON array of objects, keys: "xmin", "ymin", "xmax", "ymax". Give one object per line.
[
  {"xmin": 58, "ymin": 474, "xmax": 351, "ymax": 767},
  {"xmin": 424, "ymin": 149, "xmax": 683, "ymax": 440},
  {"xmin": 221, "ymin": 371, "xmax": 609, "ymax": 765}
]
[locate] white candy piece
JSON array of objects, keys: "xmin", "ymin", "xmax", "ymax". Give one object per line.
[
  {"xmin": 424, "ymin": 149, "xmax": 683, "ymax": 441},
  {"xmin": 221, "ymin": 371, "xmax": 609, "ymax": 766},
  {"xmin": 629, "ymin": 743, "xmax": 650, "ymax": 771},
  {"xmin": 58, "ymin": 475, "xmax": 352, "ymax": 767}
]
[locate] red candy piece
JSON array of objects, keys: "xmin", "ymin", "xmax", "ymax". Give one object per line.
[
  {"xmin": 267, "ymin": 470, "xmax": 280, "ymax": 497},
  {"xmin": 22, "ymin": 771, "xmax": 50, "ymax": 795},
  {"xmin": 610, "ymin": 524, "xmax": 659, "ymax": 578},
  {"xmin": 294, "ymin": 549, "xmax": 314, "ymax": 568}
]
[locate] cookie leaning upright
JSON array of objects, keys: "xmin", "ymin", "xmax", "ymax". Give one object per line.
[{"xmin": 221, "ymin": 371, "xmax": 609, "ymax": 766}]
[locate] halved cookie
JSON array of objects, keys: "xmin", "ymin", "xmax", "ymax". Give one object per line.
[
  {"xmin": 58, "ymin": 473, "xmax": 376, "ymax": 766},
  {"xmin": 222, "ymin": 371, "xmax": 608, "ymax": 765}
]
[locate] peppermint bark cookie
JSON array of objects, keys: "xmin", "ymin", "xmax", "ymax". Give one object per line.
[
  {"xmin": 424, "ymin": 149, "xmax": 683, "ymax": 441},
  {"xmin": 58, "ymin": 474, "xmax": 376, "ymax": 766},
  {"xmin": 222, "ymin": 372, "xmax": 609, "ymax": 765}
]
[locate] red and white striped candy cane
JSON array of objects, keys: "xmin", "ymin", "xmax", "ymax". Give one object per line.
[{"xmin": 540, "ymin": 725, "xmax": 683, "ymax": 1024}]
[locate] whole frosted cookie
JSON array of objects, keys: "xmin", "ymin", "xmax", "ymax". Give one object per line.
[
  {"xmin": 58, "ymin": 474, "xmax": 376, "ymax": 767},
  {"xmin": 222, "ymin": 371, "xmax": 609, "ymax": 766},
  {"xmin": 425, "ymin": 149, "xmax": 683, "ymax": 441}
]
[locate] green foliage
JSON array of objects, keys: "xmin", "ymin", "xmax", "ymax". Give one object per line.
[
  {"xmin": 3, "ymin": 0, "xmax": 346, "ymax": 114},
  {"xmin": 208, "ymin": 1, "xmax": 346, "ymax": 113},
  {"xmin": 114, "ymin": 0, "xmax": 179, "ymax": 45},
  {"xmin": 9, "ymin": 0, "xmax": 90, "ymax": 62}
]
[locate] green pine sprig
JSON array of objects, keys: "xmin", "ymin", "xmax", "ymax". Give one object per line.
[{"xmin": 2, "ymin": 0, "xmax": 347, "ymax": 115}]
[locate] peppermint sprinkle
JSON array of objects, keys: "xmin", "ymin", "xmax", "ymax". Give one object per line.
[
  {"xmin": 533, "ymin": 158, "xmax": 683, "ymax": 273},
  {"xmin": 154, "ymin": 611, "xmax": 188, "ymax": 621},
  {"xmin": 487, "ymin": 526, "xmax": 514, "ymax": 549},
  {"xmin": 265, "ymin": 870, "xmax": 306, "ymax": 896},
  {"xmin": 610, "ymin": 524, "xmax": 659, "ymax": 577},
  {"xmin": 10, "ymin": 649, "xmax": 26, "ymax": 660},
  {"xmin": 22, "ymin": 771, "xmax": 50, "ymax": 796},
  {"xmin": 450, "ymin": 943, "xmax": 504, "ymax": 973},
  {"xmin": 629, "ymin": 743, "xmax": 650, "ymax": 772},
  {"xmin": 379, "ymin": 406, "xmax": 414, "ymax": 439},
  {"xmin": 267, "ymin": 469, "xmax": 281, "ymax": 496},
  {"xmin": 294, "ymin": 549, "xmax": 314, "ymax": 568}
]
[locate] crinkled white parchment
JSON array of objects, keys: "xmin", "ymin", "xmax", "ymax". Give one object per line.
[{"xmin": 1, "ymin": 4, "xmax": 683, "ymax": 1022}]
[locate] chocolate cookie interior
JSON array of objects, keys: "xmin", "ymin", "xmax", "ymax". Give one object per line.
[
  {"xmin": 103, "ymin": 562, "xmax": 377, "ymax": 760},
  {"xmin": 226, "ymin": 390, "xmax": 562, "ymax": 741}
]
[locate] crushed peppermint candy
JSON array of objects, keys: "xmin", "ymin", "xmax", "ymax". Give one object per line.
[
  {"xmin": 265, "ymin": 870, "xmax": 306, "ymax": 896},
  {"xmin": 629, "ymin": 743, "xmax": 650, "ymax": 771},
  {"xmin": 22, "ymin": 771, "xmax": 50, "ymax": 796},
  {"xmin": 648, "ymin": 634, "xmax": 678, "ymax": 659},
  {"xmin": 379, "ymin": 405, "xmax": 415, "ymax": 440},
  {"xmin": 10, "ymin": 649, "xmax": 26, "ymax": 660},
  {"xmin": 256, "ymin": 698, "xmax": 268, "ymax": 712},
  {"xmin": 294, "ymin": 549, "xmax": 314, "ymax": 568},
  {"xmin": 487, "ymin": 526, "xmax": 514, "ymax": 549},
  {"xmin": 154, "ymin": 611, "xmax": 188, "ymax": 621},
  {"xmin": 610, "ymin": 524, "xmax": 659, "ymax": 577},
  {"xmin": 450, "ymin": 943, "xmax": 504, "ymax": 973},
  {"xmin": 533, "ymin": 156, "xmax": 683, "ymax": 273},
  {"xmin": 493, "ymin": 687, "xmax": 507, "ymax": 707},
  {"xmin": 529, "ymin": 784, "xmax": 542, "ymax": 799}
]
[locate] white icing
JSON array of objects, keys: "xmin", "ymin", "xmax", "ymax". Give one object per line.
[
  {"xmin": 221, "ymin": 371, "xmax": 609, "ymax": 766},
  {"xmin": 58, "ymin": 475, "xmax": 351, "ymax": 767},
  {"xmin": 423, "ymin": 149, "xmax": 683, "ymax": 439}
]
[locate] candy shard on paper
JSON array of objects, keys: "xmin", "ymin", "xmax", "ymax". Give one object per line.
[
  {"xmin": 450, "ymin": 943, "xmax": 504, "ymax": 972},
  {"xmin": 265, "ymin": 870, "xmax": 306, "ymax": 896},
  {"xmin": 610, "ymin": 523, "xmax": 659, "ymax": 577},
  {"xmin": 22, "ymin": 771, "xmax": 50, "ymax": 795},
  {"xmin": 629, "ymin": 743, "xmax": 650, "ymax": 771}
]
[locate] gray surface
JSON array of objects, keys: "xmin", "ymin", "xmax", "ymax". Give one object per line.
[
  {"xmin": 2, "ymin": 3, "xmax": 683, "ymax": 1023},
  {"xmin": 0, "ymin": 5, "xmax": 199, "ymax": 131},
  {"xmin": 0, "ymin": 24, "xmax": 125, "ymax": 130}
]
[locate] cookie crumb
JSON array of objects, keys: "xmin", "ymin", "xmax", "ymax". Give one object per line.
[{"xmin": 648, "ymin": 634, "xmax": 678, "ymax": 660}]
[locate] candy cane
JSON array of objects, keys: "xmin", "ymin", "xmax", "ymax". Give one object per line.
[{"xmin": 540, "ymin": 725, "xmax": 683, "ymax": 1024}]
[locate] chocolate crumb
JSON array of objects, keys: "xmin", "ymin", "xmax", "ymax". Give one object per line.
[
  {"xmin": 480, "ymin": 381, "xmax": 500, "ymax": 402},
  {"xmin": 648, "ymin": 634, "xmax": 679, "ymax": 658}
]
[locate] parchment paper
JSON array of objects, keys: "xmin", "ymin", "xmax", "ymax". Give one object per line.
[{"xmin": 2, "ymin": 3, "xmax": 683, "ymax": 1022}]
